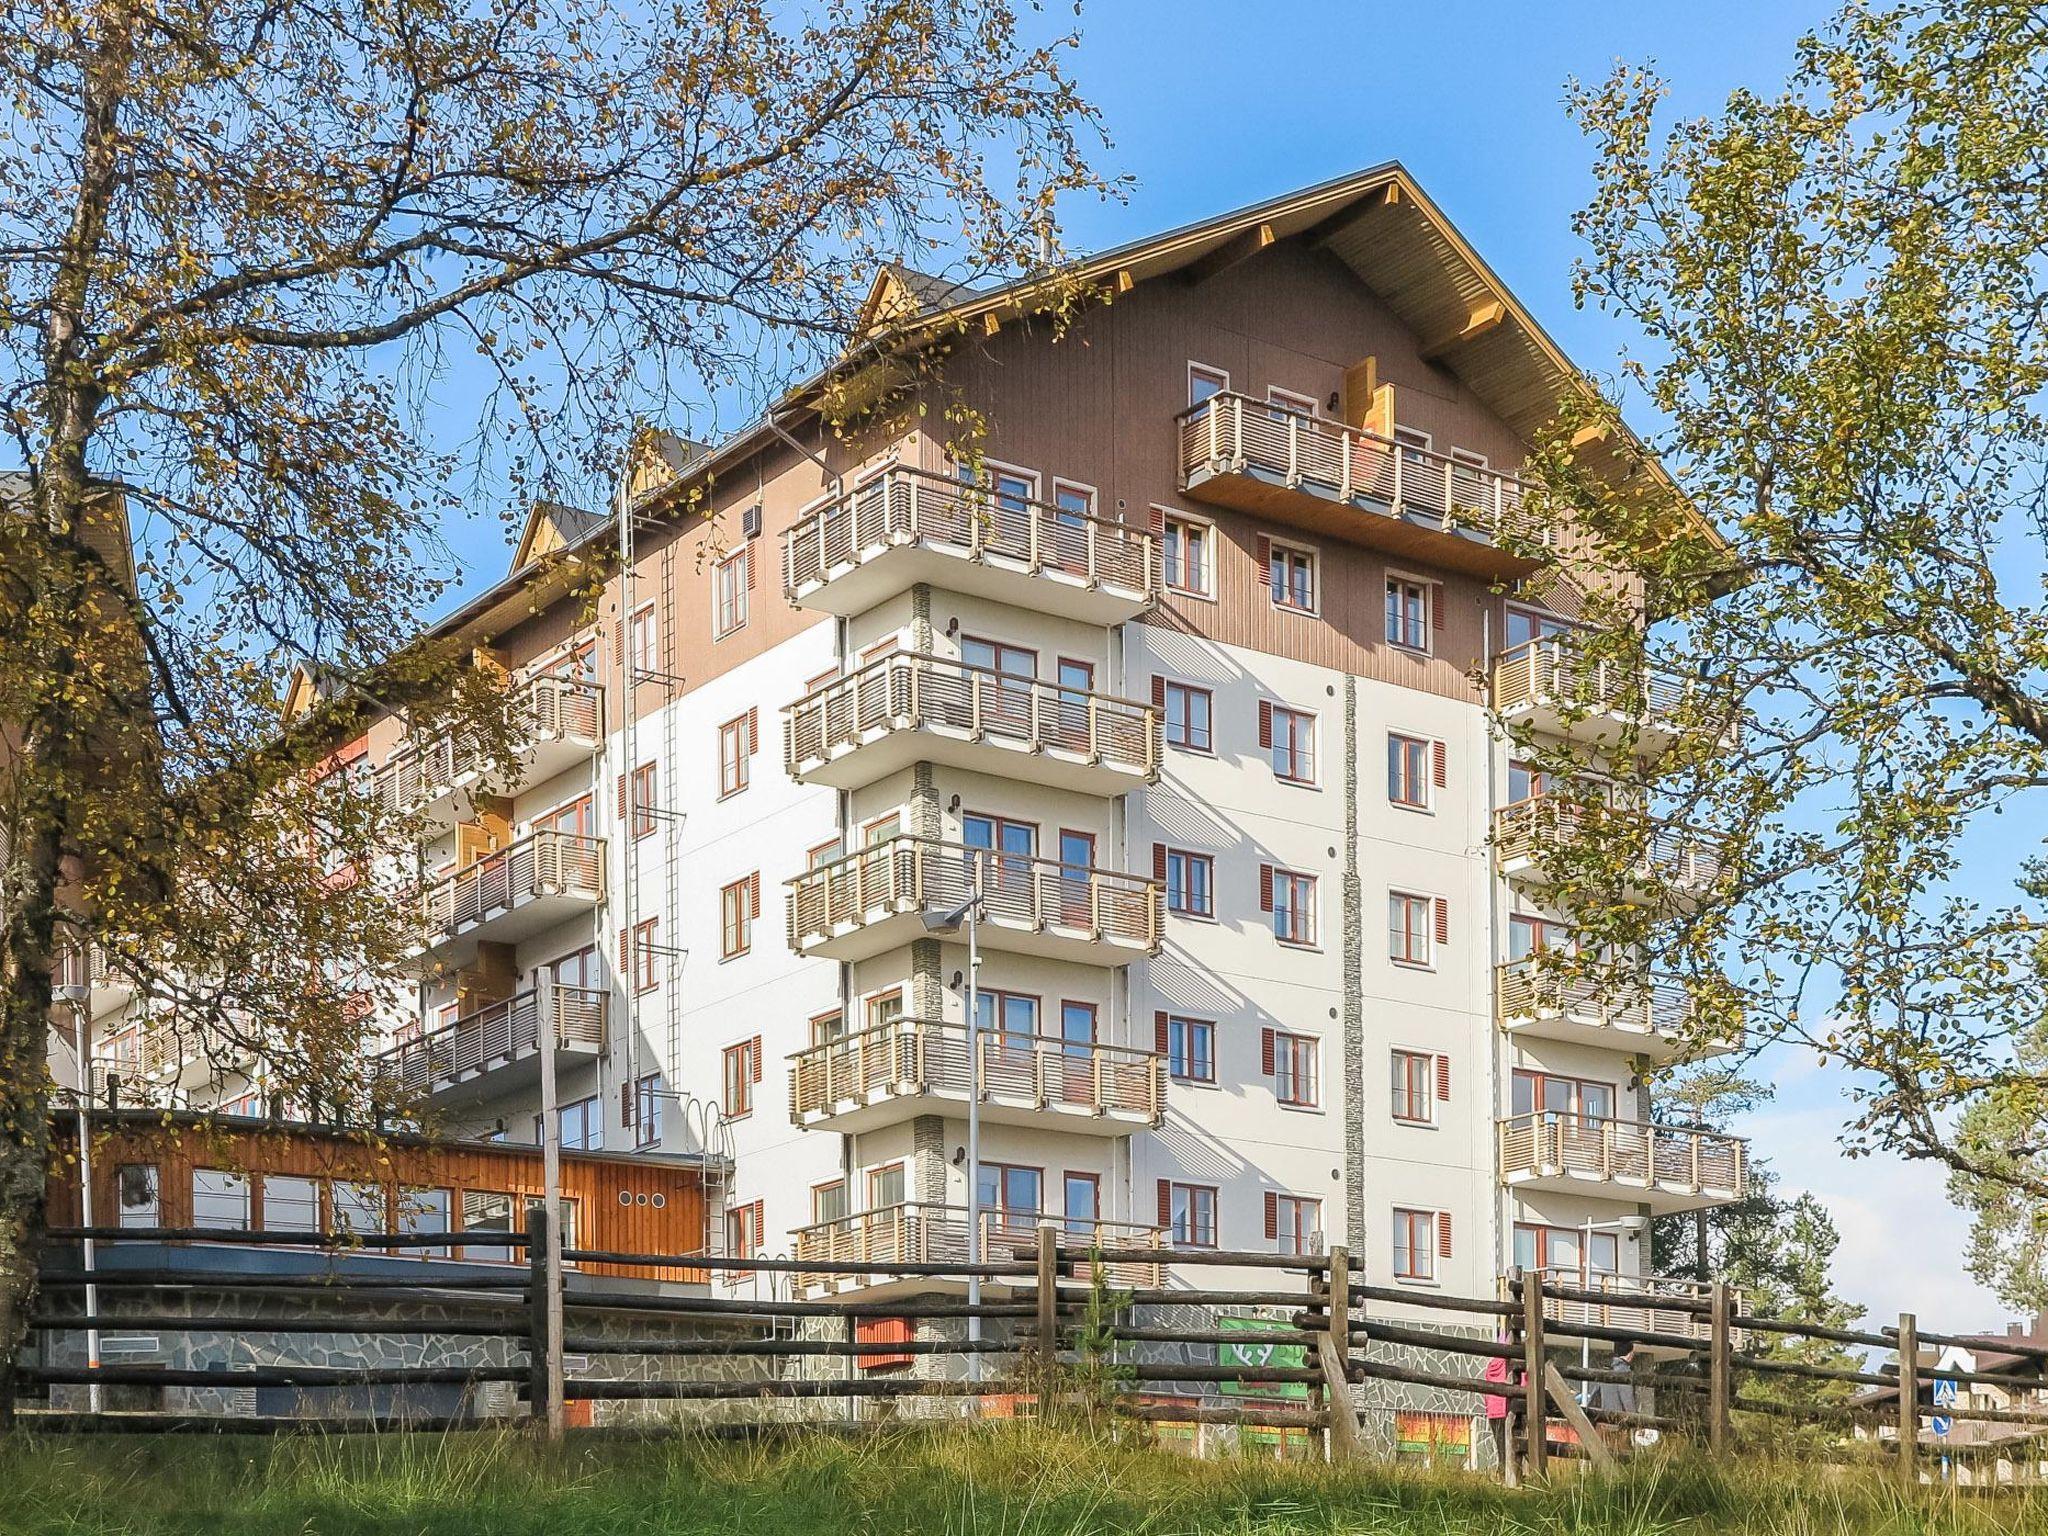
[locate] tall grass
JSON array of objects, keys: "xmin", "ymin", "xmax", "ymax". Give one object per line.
[{"xmin": 0, "ymin": 1420, "xmax": 2039, "ymax": 1536}]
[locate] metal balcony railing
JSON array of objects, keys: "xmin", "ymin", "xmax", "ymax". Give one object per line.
[
  {"xmin": 784, "ymin": 652, "xmax": 1159, "ymax": 780},
  {"xmin": 1498, "ymin": 1112, "xmax": 1747, "ymax": 1200},
  {"xmin": 373, "ymin": 675, "xmax": 602, "ymax": 817},
  {"xmin": 788, "ymin": 1016, "xmax": 1165, "ymax": 1125},
  {"xmin": 782, "ymin": 465, "xmax": 1158, "ymax": 600},
  {"xmin": 790, "ymin": 1202, "xmax": 1166, "ymax": 1292},
  {"xmin": 786, "ymin": 835, "xmax": 1160, "ymax": 954},
  {"xmin": 1492, "ymin": 797, "xmax": 1724, "ymax": 892},
  {"xmin": 420, "ymin": 830, "xmax": 606, "ymax": 939},
  {"xmin": 1495, "ymin": 958, "xmax": 1699, "ymax": 1042},
  {"xmin": 1175, "ymin": 391, "xmax": 1551, "ymax": 553},
  {"xmin": 373, "ymin": 983, "xmax": 607, "ymax": 1096}
]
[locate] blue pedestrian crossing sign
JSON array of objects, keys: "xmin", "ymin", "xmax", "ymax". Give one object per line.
[{"xmin": 1930, "ymin": 1375, "xmax": 1957, "ymax": 1437}]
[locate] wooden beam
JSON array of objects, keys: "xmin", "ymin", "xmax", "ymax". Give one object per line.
[
  {"xmin": 1419, "ymin": 300, "xmax": 1506, "ymax": 361},
  {"xmin": 1340, "ymin": 358, "xmax": 1378, "ymax": 430},
  {"xmin": 1570, "ymin": 422, "xmax": 1613, "ymax": 451},
  {"xmin": 1181, "ymin": 222, "xmax": 1274, "ymax": 285},
  {"xmin": 1320, "ymin": 1247, "xmax": 1364, "ymax": 1460},
  {"xmin": 1115, "ymin": 268, "xmax": 1134, "ymax": 294},
  {"xmin": 1542, "ymin": 1363, "xmax": 1616, "ymax": 1471},
  {"xmin": 981, "ymin": 311, "xmax": 1001, "ymax": 337}
]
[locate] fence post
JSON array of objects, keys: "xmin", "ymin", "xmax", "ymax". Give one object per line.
[
  {"xmin": 1521, "ymin": 1267, "xmax": 1548, "ymax": 1478},
  {"xmin": 1035, "ymin": 1220, "xmax": 1059, "ymax": 1383},
  {"xmin": 1897, "ymin": 1311, "xmax": 1919, "ymax": 1493},
  {"xmin": 1320, "ymin": 1245, "xmax": 1360, "ymax": 1461},
  {"xmin": 1708, "ymin": 1281, "xmax": 1732, "ymax": 1457},
  {"xmin": 525, "ymin": 1204, "xmax": 552, "ymax": 1430}
]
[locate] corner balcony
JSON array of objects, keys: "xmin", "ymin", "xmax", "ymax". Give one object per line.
[
  {"xmin": 1496, "ymin": 959, "xmax": 1737, "ymax": 1064},
  {"xmin": 1492, "ymin": 798, "xmax": 1722, "ymax": 907},
  {"xmin": 1491, "ymin": 636, "xmax": 1711, "ymax": 756},
  {"xmin": 791, "ymin": 1203, "xmax": 1164, "ymax": 1299},
  {"xmin": 90, "ymin": 1025, "xmax": 257, "ymax": 1104},
  {"xmin": 373, "ymin": 675, "xmax": 603, "ymax": 829},
  {"xmin": 786, "ymin": 835, "xmax": 1160, "ymax": 966},
  {"xmin": 372, "ymin": 983, "xmax": 606, "ymax": 1106},
  {"xmin": 1175, "ymin": 391, "xmax": 1550, "ymax": 581},
  {"xmin": 788, "ymin": 1016, "xmax": 1165, "ymax": 1136},
  {"xmin": 784, "ymin": 653, "xmax": 1159, "ymax": 796},
  {"xmin": 418, "ymin": 830, "xmax": 606, "ymax": 964},
  {"xmin": 782, "ymin": 466, "xmax": 1158, "ymax": 624},
  {"xmin": 1498, "ymin": 1112, "xmax": 1747, "ymax": 1214}
]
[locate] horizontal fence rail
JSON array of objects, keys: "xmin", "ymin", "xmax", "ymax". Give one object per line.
[
  {"xmin": 783, "ymin": 466, "xmax": 1158, "ymax": 601},
  {"xmin": 784, "ymin": 652, "xmax": 1160, "ymax": 780}
]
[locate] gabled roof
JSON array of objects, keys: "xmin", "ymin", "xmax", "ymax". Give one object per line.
[
  {"xmin": 510, "ymin": 500, "xmax": 608, "ymax": 574},
  {"xmin": 855, "ymin": 263, "xmax": 987, "ymax": 338}
]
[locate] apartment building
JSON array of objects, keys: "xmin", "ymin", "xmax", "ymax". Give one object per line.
[{"xmin": 72, "ymin": 163, "xmax": 1745, "ymax": 1315}]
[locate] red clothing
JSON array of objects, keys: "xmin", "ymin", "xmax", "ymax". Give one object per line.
[{"xmin": 1484, "ymin": 1352, "xmax": 1512, "ymax": 1419}]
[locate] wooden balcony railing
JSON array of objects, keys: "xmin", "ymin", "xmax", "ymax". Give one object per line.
[
  {"xmin": 784, "ymin": 652, "xmax": 1159, "ymax": 780},
  {"xmin": 782, "ymin": 465, "xmax": 1158, "ymax": 600},
  {"xmin": 373, "ymin": 675, "xmax": 602, "ymax": 817},
  {"xmin": 374, "ymin": 982, "xmax": 606, "ymax": 1097},
  {"xmin": 420, "ymin": 830, "xmax": 606, "ymax": 939},
  {"xmin": 1491, "ymin": 636, "xmax": 1701, "ymax": 732},
  {"xmin": 1496, "ymin": 958, "xmax": 1698, "ymax": 1041},
  {"xmin": 788, "ymin": 1016, "xmax": 1165, "ymax": 1125},
  {"xmin": 1492, "ymin": 797, "xmax": 1724, "ymax": 892},
  {"xmin": 790, "ymin": 1202, "xmax": 1165, "ymax": 1292},
  {"xmin": 786, "ymin": 835, "xmax": 1160, "ymax": 953},
  {"xmin": 1498, "ymin": 1112, "xmax": 1747, "ymax": 1200},
  {"xmin": 1536, "ymin": 1267, "xmax": 1741, "ymax": 1345},
  {"xmin": 1175, "ymin": 391, "xmax": 1552, "ymax": 552}
]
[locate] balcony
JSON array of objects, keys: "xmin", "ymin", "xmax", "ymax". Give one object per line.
[
  {"xmin": 89, "ymin": 1024, "xmax": 256, "ymax": 1104},
  {"xmin": 1492, "ymin": 798, "xmax": 1722, "ymax": 906},
  {"xmin": 1492, "ymin": 637, "xmax": 1712, "ymax": 756},
  {"xmin": 791, "ymin": 1203, "xmax": 1165, "ymax": 1299},
  {"xmin": 418, "ymin": 830, "xmax": 606, "ymax": 963},
  {"xmin": 1496, "ymin": 959, "xmax": 1737, "ymax": 1063},
  {"xmin": 57, "ymin": 942, "xmax": 132, "ymax": 1015},
  {"xmin": 1536, "ymin": 1269, "xmax": 1742, "ymax": 1347},
  {"xmin": 1498, "ymin": 1112, "xmax": 1747, "ymax": 1214},
  {"xmin": 782, "ymin": 466, "xmax": 1158, "ymax": 624},
  {"xmin": 1175, "ymin": 392, "xmax": 1550, "ymax": 581},
  {"xmin": 784, "ymin": 653, "xmax": 1159, "ymax": 796},
  {"xmin": 786, "ymin": 835, "xmax": 1160, "ymax": 965},
  {"xmin": 373, "ymin": 675, "xmax": 603, "ymax": 828},
  {"xmin": 788, "ymin": 1016, "xmax": 1165, "ymax": 1135},
  {"xmin": 373, "ymin": 983, "xmax": 606, "ymax": 1106}
]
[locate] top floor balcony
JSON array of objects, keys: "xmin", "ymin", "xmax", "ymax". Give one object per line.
[
  {"xmin": 1175, "ymin": 391, "xmax": 1551, "ymax": 581},
  {"xmin": 372, "ymin": 674, "xmax": 602, "ymax": 830},
  {"xmin": 1491, "ymin": 636, "xmax": 1715, "ymax": 756},
  {"xmin": 417, "ymin": 829, "xmax": 606, "ymax": 964},
  {"xmin": 1492, "ymin": 797, "xmax": 1723, "ymax": 907},
  {"xmin": 1498, "ymin": 1112, "xmax": 1747, "ymax": 1214},
  {"xmin": 786, "ymin": 834, "xmax": 1160, "ymax": 966},
  {"xmin": 784, "ymin": 652, "xmax": 1159, "ymax": 796},
  {"xmin": 782, "ymin": 466, "xmax": 1159, "ymax": 625}
]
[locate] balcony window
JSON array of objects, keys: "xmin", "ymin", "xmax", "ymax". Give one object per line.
[
  {"xmin": 1161, "ymin": 680, "xmax": 1212, "ymax": 752},
  {"xmin": 1271, "ymin": 1194, "xmax": 1320, "ymax": 1256},
  {"xmin": 1165, "ymin": 1015, "xmax": 1215, "ymax": 1084},
  {"xmin": 1063, "ymin": 1173, "xmax": 1100, "ymax": 1236},
  {"xmin": 1187, "ymin": 362, "xmax": 1229, "ymax": 407},
  {"xmin": 1161, "ymin": 514, "xmax": 1212, "ymax": 596},
  {"xmin": 1388, "ymin": 733, "xmax": 1431, "ymax": 809},
  {"xmin": 1512, "ymin": 1069, "xmax": 1617, "ymax": 1122},
  {"xmin": 264, "ymin": 1175, "xmax": 320, "ymax": 1232},
  {"xmin": 1164, "ymin": 848, "xmax": 1213, "ymax": 918},
  {"xmin": 1513, "ymin": 1222, "xmax": 1618, "ymax": 1281},
  {"xmin": 1393, "ymin": 1207, "xmax": 1441, "ymax": 1282},
  {"xmin": 1167, "ymin": 1182, "xmax": 1218, "ymax": 1248},
  {"xmin": 867, "ymin": 1162, "xmax": 907, "ymax": 1208},
  {"xmin": 1505, "ymin": 604, "xmax": 1576, "ymax": 649},
  {"xmin": 812, "ymin": 1180, "xmax": 848, "ymax": 1225},
  {"xmin": 976, "ymin": 1163, "xmax": 1044, "ymax": 1224},
  {"xmin": 1266, "ymin": 386, "xmax": 1318, "ymax": 420},
  {"xmin": 974, "ymin": 990, "xmax": 1040, "ymax": 1046},
  {"xmin": 1386, "ymin": 577, "xmax": 1429, "ymax": 651},
  {"xmin": 1268, "ymin": 541, "xmax": 1316, "ymax": 613},
  {"xmin": 1507, "ymin": 914, "xmax": 1574, "ymax": 962},
  {"xmin": 1507, "ymin": 759, "xmax": 1546, "ymax": 805}
]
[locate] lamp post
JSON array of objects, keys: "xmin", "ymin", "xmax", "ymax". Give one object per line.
[
  {"xmin": 1576, "ymin": 1213, "xmax": 1648, "ymax": 1405},
  {"xmin": 922, "ymin": 883, "xmax": 984, "ymax": 1380}
]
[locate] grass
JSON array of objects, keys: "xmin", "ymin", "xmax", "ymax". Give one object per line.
[{"xmin": 0, "ymin": 1421, "xmax": 2040, "ymax": 1536}]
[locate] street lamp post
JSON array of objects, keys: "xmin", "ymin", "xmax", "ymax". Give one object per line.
[
  {"xmin": 1577, "ymin": 1213, "xmax": 1648, "ymax": 1405},
  {"xmin": 922, "ymin": 881, "xmax": 985, "ymax": 1381}
]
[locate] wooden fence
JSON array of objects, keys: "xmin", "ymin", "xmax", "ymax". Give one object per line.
[{"xmin": 13, "ymin": 1215, "xmax": 2044, "ymax": 1489}]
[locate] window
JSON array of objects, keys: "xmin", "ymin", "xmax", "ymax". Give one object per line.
[
  {"xmin": 1388, "ymin": 892, "xmax": 1443, "ymax": 967},
  {"xmin": 263, "ymin": 1175, "xmax": 320, "ymax": 1232},
  {"xmin": 628, "ymin": 918, "xmax": 660, "ymax": 993},
  {"xmin": 1267, "ymin": 541, "xmax": 1316, "ymax": 612},
  {"xmin": 713, "ymin": 548, "xmax": 750, "ymax": 638},
  {"xmin": 720, "ymin": 874, "xmax": 760, "ymax": 959},
  {"xmin": 634, "ymin": 1075, "xmax": 663, "ymax": 1147},
  {"xmin": 1164, "ymin": 1181, "xmax": 1218, "ymax": 1248},
  {"xmin": 332, "ymin": 1181, "xmax": 386, "ymax": 1236},
  {"xmin": 975, "ymin": 1163, "xmax": 1044, "ymax": 1222},
  {"xmin": 1159, "ymin": 1013, "xmax": 1215, "ymax": 1084},
  {"xmin": 1386, "ymin": 577, "xmax": 1429, "ymax": 651},
  {"xmin": 191, "ymin": 1169, "xmax": 249, "ymax": 1231},
  {"xmin": 1063, "ymin": 1172, "xmax": 1101, "ymax": 1237},
  {"xmin": 974, "ymin": 990, "xmax": 1040, "ymax": 1045},
  {"xmin": 1392, "ymin": 1050, "xmax": 1447, "ymax": 1124},
  {"xmin": 723, "ymin": 1037, "xmax": 762, "ymax": 1118},
  {"xmin": 1188, "ymin": 362, "xmax": 1229, "ymax": 407},
  {"xmin": 1161, "ymin": 514, "xmax": 1212, "ymax": 597},
  {"xmin": 628, "ymin": 602, "xmax": 658, "ymax": 676},
  {"xmin": 1511, "ymin": 1070, "xmax": 1616, "ymax": 1122},
  {"xmin": 1267, "ymin": 867, "xmax": 1316, "ymax": 946},
  {"xmin": 1504, "ymin": 605, "xmax": 1575, "ymax": 649},
  {"xmin": 1514, "ymin": 1222, "xmax": 1619, "ymax": 1282},
  {"xmin": 1268, "ymin": 1194, "xmax": 1321, "ymax": 1256},
  {"xmin": 1388, "ymin": 733, "xmax": 1433, "ymax": 810},
  {"xmin": 1159, "ymin": 679, "xmax": 1213, "ymax": 752},
  {"xmin": 1508, "ymin": 914, "xmax": 1573, "ymax": 962},
  {"xmin": 812, "ymin": 1180, "xmax": 848, "ymax": 1225},
  {"xmin": 396, "ymin": 1188, "xmax": 451, "ymax": 1258},
  {"xmin": 1161, "ymin": 847, "xmax": 1214, "ymax": 918},
  {"xmin": 626, "ymin": 763, "xmax": 658, "ymax": 838},
  {"xmin": 116, "ymin": 1164, "xmax": 159, "ymax": 1229},
  {"xmin": 535, "ymin": 792, "xmax": 595, "ymax": 839},
  {"xmin": 1507, "ymin": 760, "xmax": 1546, "ymax": 805},
  {"xmin": 1267, "ymin": 386, "xmax": 1318, "ymax": 419},
  {"xmin": 1266, "ymin": 705, "xmax": 1315, "ymax": 784},
  {"xmin": 558, "ymin": 1095, "xmax": 602, "ymax": 1151},
  {"xmin": 727, "ymin": 1200, "xmax": 765, "ymax": 1258},
  {"xmin": 867, "ymin": 1163, "xmax": 906, "ymax": 1208},
  {"xmin": 461, "ymin": 1190, "xmax": 517, "ymax": 1262},
  {"xmin": 718, "ymin": 711, "xmax": 757, "ymax": 796},
  {"xmin": 1268, "ymin": 1029, "xmax": 1319, "ymax": 1107},
  {"xmin": 1393, "ymin": 1207, "xmax": 1443, "ymax": 1282}
]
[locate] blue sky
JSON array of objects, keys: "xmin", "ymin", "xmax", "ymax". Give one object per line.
[{"xmin": 425, "ymin": 1, "xmax": 2004, "ymax": 1327}]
